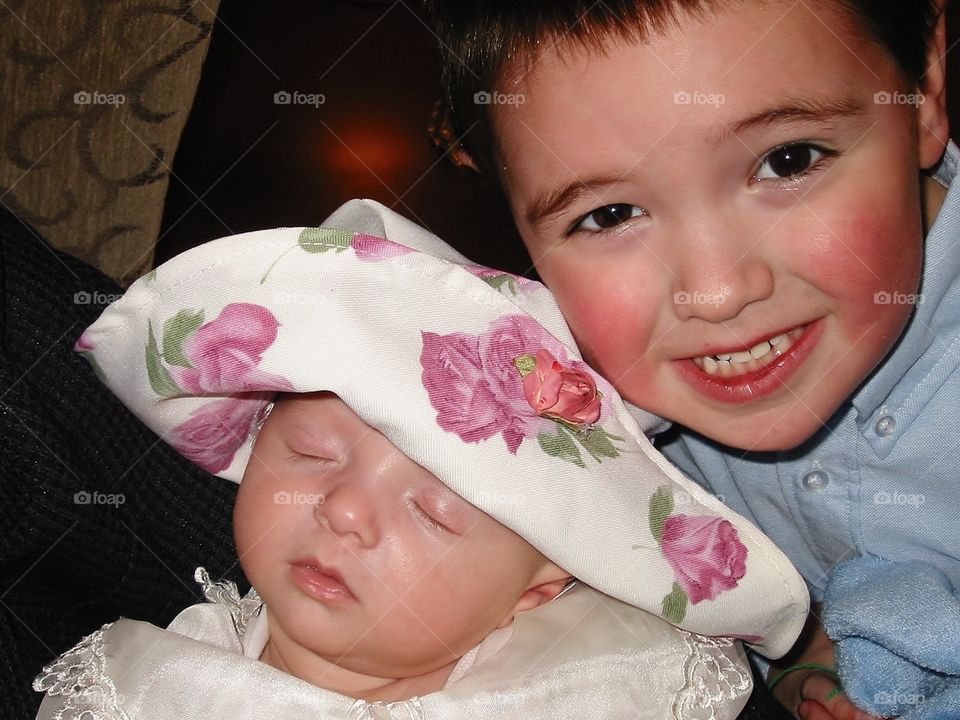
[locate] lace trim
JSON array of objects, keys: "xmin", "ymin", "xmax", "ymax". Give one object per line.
[
  {"xmin": 32, "ymin": 623, "xmax": 131, "ymax": 720},
  {"xmin": 673, "ymin": 632, "xmax": 753, "ymax": 720},
  {"xmin": 347, "ymin": 697, "xmax": 427, "ymax": 720},
  {"xmin": 194, "ymin": 566, "xmax": 263, "ymax": 637}
]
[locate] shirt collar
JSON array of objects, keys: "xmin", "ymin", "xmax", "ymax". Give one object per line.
[{"xmin": 851, "ymin": 140, "xmax": 960, "ymax": 422}]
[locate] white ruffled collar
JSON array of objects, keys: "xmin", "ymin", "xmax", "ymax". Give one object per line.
[{"xmin": 35, "ymin": 569, "xmax": 754, "ymax": 720}]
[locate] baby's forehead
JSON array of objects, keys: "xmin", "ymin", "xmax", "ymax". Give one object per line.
[{"xmin": 271, "ymin": 392, "xmax": 469, "ymax": 492}]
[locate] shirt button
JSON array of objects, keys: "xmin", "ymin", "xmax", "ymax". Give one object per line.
[
  {"xmin": 875, "ymin": 415, "xmax": 896, "ymax": 437},
  {"xmin": 801, "ymin": 470, "xmax": 829, "ymax": 491}
]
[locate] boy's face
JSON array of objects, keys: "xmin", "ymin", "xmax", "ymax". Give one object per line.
[
  {"xmin": 235, "ymin": 393, "xmax": 563, "ymax": 686},
  {"xmin": 493, "ymin": 0, "xmax": 948, "ymax": 450}
]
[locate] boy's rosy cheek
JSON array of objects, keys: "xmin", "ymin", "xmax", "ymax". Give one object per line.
[
  {"xmin": 549, "ymin": 273, "xmax": 658, "ymax": 369},
  {"xmin": 797, "ymin": 210, "xmax": 921, "ymax": 303}
]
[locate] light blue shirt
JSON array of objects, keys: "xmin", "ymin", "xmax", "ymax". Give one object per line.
[{"xmin": 659, "ymin": 141, "xmax": 960, "ymax": 603}]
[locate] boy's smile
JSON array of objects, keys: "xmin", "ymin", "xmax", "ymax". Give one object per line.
[{"xmin": 492, "ymin": 0, "xmax": 949, "ymax": 451}]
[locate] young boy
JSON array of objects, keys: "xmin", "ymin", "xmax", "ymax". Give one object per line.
[
  {"xmin": 424, "ymin": 1, "xmax": 955, "ymax": 718},
  {"xmin": 34, "ymin": 207, "xmax": 809, "ymax": 718}
]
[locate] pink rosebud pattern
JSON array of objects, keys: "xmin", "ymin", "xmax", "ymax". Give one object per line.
[
  {"xmin": 520, "ymin": 349, "xmax": 601, "ymax": 426},
  {"xmin": 463, "ymin": 264, "xmax": 539, "ymax": 295},
  {"xmin": 171, "ymin": 395, "xmax": 273, "ymax": 474},
  {"xmin": 74, "ymin": 332, "xmax": 95, "ymax": 352},
  {"xmin": 661, "ymin": 514, "xmax": 748, "ymax": 604},
  {"xmin": 351, "ymin": 233, "xmax": 415, "ymax": 262},
  {"xmin": 648, "ymin": 485, "xmax": 748, "ymax": 622},
  {"xmin": 421, "ymin": 314, "xmax": 622, "ymax": 466},
  {"xmin": 261, "ymin": 228, "xmax": 415, "ymax": 283},
  {"xmin": 145, "ymin": 303, "xmax": 293, "ymax": 474},
  {"xmin": 165, "ymin": 303, "xmax": 292, "ymax": 394}
]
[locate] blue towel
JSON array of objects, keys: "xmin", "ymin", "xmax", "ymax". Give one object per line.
[{"xmin": 823, "ymin": 555, "xmax": 960, "ymax": 720}]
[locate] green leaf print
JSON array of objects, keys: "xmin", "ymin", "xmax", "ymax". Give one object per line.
[
  {"xmin": 537, "ymin": 425, "xmax": 586, "ymax": 468},
  {"xmin": 661, "ymin": 582, "xmax": 688, "ymax": 624},
  {"xmin": 146, "ymin": 321, "xmax": 181, "ymax": 397},
  {"xmin": 576, "ymin": 426, "xmax": 622, "ymax": 462},
  {"xmin": 298, "ymin": 227, "xmax": 354, "ymax": 253},
  {"xmin": 649, "ymin": 485, "xmax": 674, "ymax": 542},
  {"xmin": 161, "ymin": 309, "xmax": 204, "ymax": 368}
]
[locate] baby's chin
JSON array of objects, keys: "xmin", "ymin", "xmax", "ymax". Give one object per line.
[{"xmin": 322, "ymin": 654, "xmax": 464, "ymax": 702}]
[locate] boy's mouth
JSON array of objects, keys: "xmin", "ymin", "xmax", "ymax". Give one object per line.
[{"xmin": 690, "ymin": 325, "xmax": 806, "ymax": 377}]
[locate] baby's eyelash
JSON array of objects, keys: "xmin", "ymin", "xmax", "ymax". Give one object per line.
[
  {"xmin": 411, "ymin": 500, "xmax": 448, "ymax": 533},
  {"xmin": 287, "ymin": 451, "xmax": 330, "ymax": 464}
]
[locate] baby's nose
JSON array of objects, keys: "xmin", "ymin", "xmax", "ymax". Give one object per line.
[{"xmin": 313, "ymin": 474, "xmax": 380, "ymax": 548}]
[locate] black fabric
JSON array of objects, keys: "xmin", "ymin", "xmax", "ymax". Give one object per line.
[
  {"xmin": 0, "ymin": 205, "xmax": 246, "ymax": 719},
  {"xmin": 0, "ymin": 203, "xmax": 791, "ymax": 719}
]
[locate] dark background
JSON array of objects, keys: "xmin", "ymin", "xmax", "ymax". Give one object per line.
[{"xmin": 157, "ymin": 0, "xmax": 960, "ymax": 277}]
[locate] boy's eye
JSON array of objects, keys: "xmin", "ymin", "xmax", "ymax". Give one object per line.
[
  {"xmin": 571, "ymin": 203, "xmax": 646, "ymax": 233},
  {"xmin": 754, "ymin": 143, "xmax": 831, "ymax": 181}
]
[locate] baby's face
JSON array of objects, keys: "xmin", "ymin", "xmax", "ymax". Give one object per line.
[
  {"xmin": 492, "ymin": 0, "xmax": 948, "ymax": 450},
  {"xmin": 234, "ymin": 392, "xmax": 561, "ymax": 685}
]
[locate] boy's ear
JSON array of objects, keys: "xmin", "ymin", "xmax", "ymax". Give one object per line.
[
  {"xmin": 496, "ymin": 563, "xmax": 574, "ymax": 629},
  {"xmin": 916, "ymin": 0, "xmax": 950, "ymax": 169}
]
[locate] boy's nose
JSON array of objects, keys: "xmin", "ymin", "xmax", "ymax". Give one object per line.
[
  {"xmin": 313, "ymin": 473, "xmax": 380, "ymax": 548},
  {"xmin": 672, "ymin": 252, "xmax": 774, "ymax": 322}
]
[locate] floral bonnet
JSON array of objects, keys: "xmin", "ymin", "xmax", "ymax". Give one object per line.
[{"xmin": 75, "ymin": 198, "xmax": 808, "ymax": 657}]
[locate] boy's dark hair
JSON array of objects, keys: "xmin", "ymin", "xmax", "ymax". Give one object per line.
[{"xmin": 425, "ymin": 0, "xmax": 942, "ymax": 177}]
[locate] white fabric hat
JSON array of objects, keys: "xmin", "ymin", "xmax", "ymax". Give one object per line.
[{"xmin": 75, "ymin": 198, "xmax": 808, "ymax": 657}]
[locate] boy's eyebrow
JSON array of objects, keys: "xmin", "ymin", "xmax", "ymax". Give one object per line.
[
  {"xmin": 718, "ymin": 95, "xmax": 868, "ymax": 141},
  {"xmin": 526, "ymin": 95, "xmax": 866, "ymax": 231},
  {"xmin": 526, "ymin": 174, "xmax": 626, "ymax": 230}
]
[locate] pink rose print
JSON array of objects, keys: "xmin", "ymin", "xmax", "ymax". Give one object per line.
[
  {"xmin": 660, "ymin": 514, "xmax": 748, "ymax": 604},
  {"xmin": 145, "ymin": 303, "xmax": 293, "ymax": 474},
  {"xmin": 261, "ymin": 228, "xmax": 415, "ymax": 283},
  {"xmin": 171, "ymin": 395, "xmax": 272, "ymax": 474},
  {"xmin": 421, "ymin": 314, "xmax": 622, "ymax": 466},
  {"xmin": 74, "ymin": 332, "xmax": 95, "ymax": 352},
  {"xmin": 520, "ymin": 349, "xmax": 601, "ymax": 426},
  {"xmin": 648, "ymin": 485, "xmax": 748, "ymax": 623},
  {"xmin": 166, "ymin": 303, "xmax": 293, "ymax": 393},
  {"xmin": 351, "ymin": 233, "xmax": 415, "ymax": 262},
  {"xmin": 463, "ymin": 265, "xmax": 538, "ymax": 295},
  {"xmin": 420, "ymin": 331, "xmax": 512, "ymax": 447}
]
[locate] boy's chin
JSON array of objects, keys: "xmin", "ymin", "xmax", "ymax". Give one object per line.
[{"xmin": 683, "ymin": 407, "xmax": 834, "ymax": 453}]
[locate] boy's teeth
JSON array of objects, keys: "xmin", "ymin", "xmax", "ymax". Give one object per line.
[
  {"xmin": 694, "ymin": 325, "xmax": 805, "ymax": 377},
  {"xmin": 749, "ymin": 340, "xmax": 770, "ymax": 359}
]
